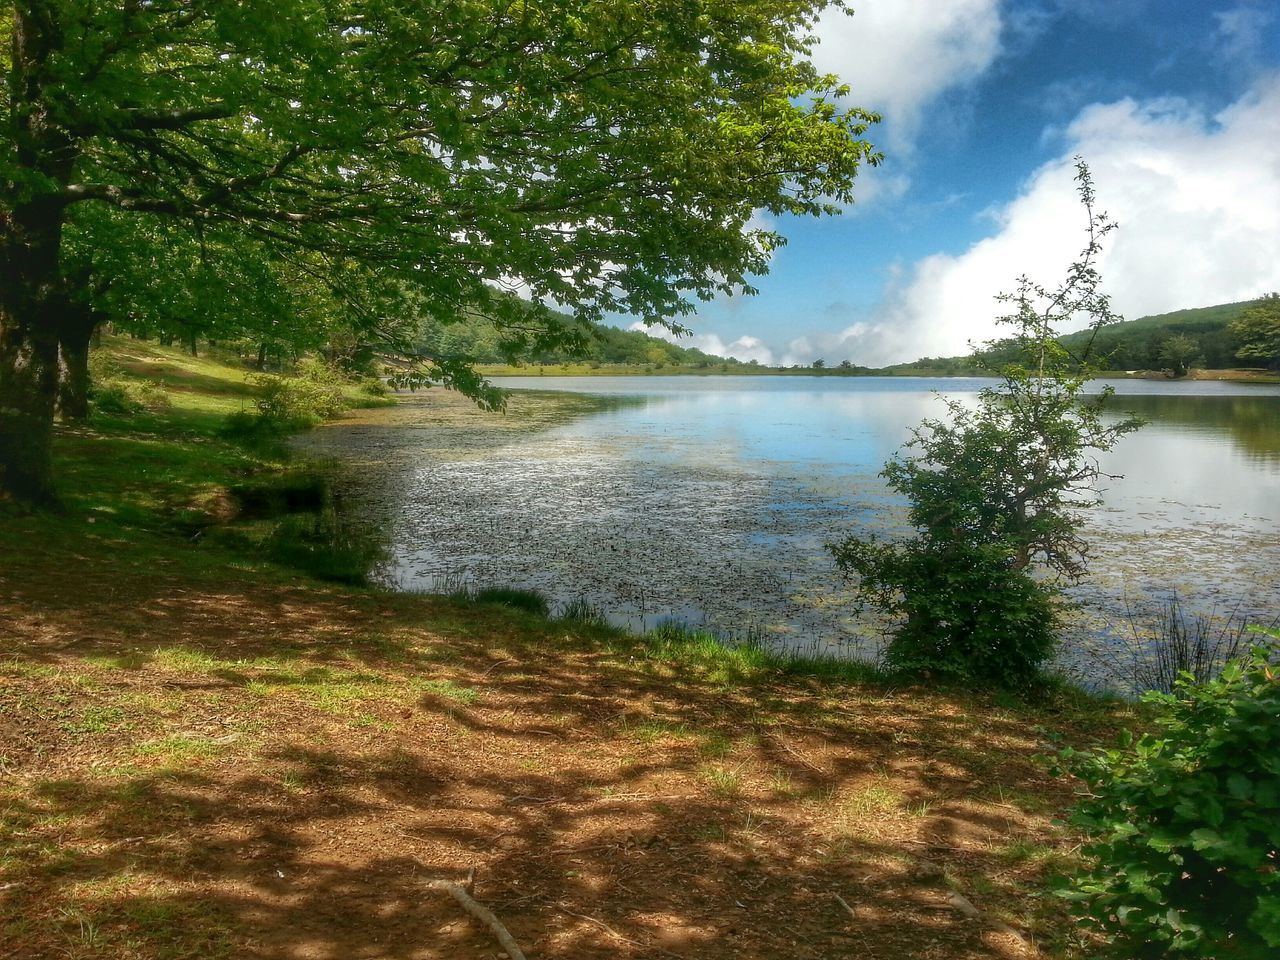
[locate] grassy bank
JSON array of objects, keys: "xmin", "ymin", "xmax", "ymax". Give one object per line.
[{"xmin": 0, "ymin": 341, "xmax": 1132, "ymax": 960}]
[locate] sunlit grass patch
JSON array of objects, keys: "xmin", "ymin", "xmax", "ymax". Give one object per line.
[
  {"xmin": 637, "ymin": 621, "xmax": 888, "ymax": 688},
  {"xmin": 703, "ymin": 763, "xmax": 746, "ymax": 798},
  {"xmin": 410, "ymin": 677, "xmax": 480, "ymax": 704},
  {"xmin": 131, "ymin": 735, "xmax": 223, "ymax": 767},
  {"xmin": 151, "ymin": 648, "xmax": 224, "ymax": 673}
]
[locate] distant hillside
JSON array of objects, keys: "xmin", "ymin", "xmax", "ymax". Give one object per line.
[
  {"xmin": 875, "ymin": 299, "xmax": 1271, "ymax": 376},
  {"xmin": 1057, "ymin": 300, "xmax": 1255, "ymax": 370}
]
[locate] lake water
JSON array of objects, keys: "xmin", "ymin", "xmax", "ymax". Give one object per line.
[{"xmin": 303, "ymin": 376, "xmax": 1280, "ymax": 687}]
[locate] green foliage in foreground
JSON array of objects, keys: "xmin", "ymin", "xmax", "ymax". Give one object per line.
[{"xmin": 1062, "ymin": 634, "xmax": 1280, "ymax": 958}]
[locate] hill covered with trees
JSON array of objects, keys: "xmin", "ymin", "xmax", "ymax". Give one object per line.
[
  {"xmin": 884, "ymin": 298, "xmax": 1279, "ymax": 377},
  {"xmin": 1056, "ymin": 299, "xmax": 1258, "ymax": 371}
]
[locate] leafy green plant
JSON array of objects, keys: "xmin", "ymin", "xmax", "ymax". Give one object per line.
[
  {"xmin": 1061, "ymin": 633, "xmax": 1280, "ymax": 957},
  {"xmin": 251, "ymin": 358, "xmax": 349, "ymax": 428},
  {"xmin": 830, "ymin": 159, "xmax": 1142, "ymax": 689},
  {"xmin": 838, "ymin": 538, "xmax": 1058, "ymax": 687}
]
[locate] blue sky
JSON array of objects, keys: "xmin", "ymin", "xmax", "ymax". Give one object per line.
[{"xmin": 641, "ymin": 0, "xmax": 1280, "ymax": 366}]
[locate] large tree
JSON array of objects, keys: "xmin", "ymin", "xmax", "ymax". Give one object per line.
[{"xmin": 0, "ymin": 1, "xmax": 879, "ymax": 504}]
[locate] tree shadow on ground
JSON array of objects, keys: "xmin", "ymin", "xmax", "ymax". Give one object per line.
[{"xmin": 0, "ymin": 537, "xmax": 1107, "ymax": 959}]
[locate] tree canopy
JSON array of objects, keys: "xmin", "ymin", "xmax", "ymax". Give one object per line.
[
  {"xmin": 1231, "ymin": 293, "xmax": 1280, "ymax": 370},
  {"xmin": 1, "ymin": 0, "xmax": 880, "ymax": 503}
]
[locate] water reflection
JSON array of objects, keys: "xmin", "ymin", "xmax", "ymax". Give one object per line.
[{"xmin": 303, "ymin": 377, "xmax": 1280, "ymax": 684}]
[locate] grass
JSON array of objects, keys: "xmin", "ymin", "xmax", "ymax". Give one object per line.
[{"xmin": 410, "ymin": 677, "xmax": 480, "ymax": 704}]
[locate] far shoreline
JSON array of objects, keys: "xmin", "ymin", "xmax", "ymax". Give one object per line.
[{"xmin": 477, "ymin": 362, "xmax": 1280, "ymax": 384}]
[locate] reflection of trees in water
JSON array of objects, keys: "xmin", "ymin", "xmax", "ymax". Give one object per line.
[{"xmin": 1111, "ymin": 394, "xmax": 1280, "ymax": 465}]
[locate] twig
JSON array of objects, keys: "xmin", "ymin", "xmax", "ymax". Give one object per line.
[
  {"xmin": 832, "ymin": 891, "xmax": 856, "ymax": 919},
  {"xmin": 428, "ymin": 877, "xmax": 528, "ymax": 960},
  {"xmin": 479, "ymin": 658, "xmax": 515, "ymax": 679},
  {"xmin": 765, "ymin": 731, "xmax": 824, "ymax": 773}
]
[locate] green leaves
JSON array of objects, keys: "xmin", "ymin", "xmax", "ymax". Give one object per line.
[
  {"xmin": 1230, "ymin": 293, "xmax": 1280, "ymax": 368},
  {"xmin": 1063, "ymin": 650, "xmax": 1280, "ymax": 956}
]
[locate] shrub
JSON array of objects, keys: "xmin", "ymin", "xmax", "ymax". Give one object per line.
[
  {"xmin": 251, "ymin": 357, "xmax": 349, "ymax": 428},
  {"xmin": 1062, "ymin": 634, "xmax": 1280, "ymax": 958},
  {"xmin": 835, "ymin": 538, "xmax": 1057, "ymax": 689},
  {"xmin": 224, "ymin": 357, "xmax": 351, "ymax": 441}
]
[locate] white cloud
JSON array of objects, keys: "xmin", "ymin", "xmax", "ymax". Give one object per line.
[
  {"xmin": 630, "ymin": 322, "xmax": 776, "ymax": 364},
  {"xmin": 828, "ymin": 76, "xmax": 1280, "ymax": 366},
  {"xmin": 811, "ymin": 0, "xmax": 1004, "ymax": 156}
]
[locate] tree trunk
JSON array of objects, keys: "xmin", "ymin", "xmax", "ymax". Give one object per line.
[
  {"xmin": 1, "ymin": 4, "xmax": 76, "ymax": 504},
  {"xmin": 0, "ymin": 211, "xmax": 69, "ymax": 504},
  {"xmin": 56, "ymin": 305, "xmax": 100, "ymax": 421},
  {"xmin": 0, "ymin": 312, "xmax": 61, "ymax": 506},
  {"xmin": 256, "ymin": 342, "xmax": 268, "ymax": 370}
]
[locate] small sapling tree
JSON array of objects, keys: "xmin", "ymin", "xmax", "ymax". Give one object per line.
[{"xmin": 829, "ymin": 159, "xmax": 1142, "ymax": 688}]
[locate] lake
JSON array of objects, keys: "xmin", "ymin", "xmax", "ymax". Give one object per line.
[{"xmin": 300, "ymin": 375, "xmax": 1280, "ymax": 688}]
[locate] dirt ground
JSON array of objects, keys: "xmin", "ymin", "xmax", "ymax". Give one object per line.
[{"xmin": 0, "ymin": 517, "xmax": 1117, "ymax": 960}]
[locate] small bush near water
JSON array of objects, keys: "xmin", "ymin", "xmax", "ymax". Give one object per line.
[
  {"xmin": 1060, "ymin": 631, "xmax": 1280, "ymax": 958},
  {"xmin": 830, "ymin": 161, "xmax": 1141, "ymax": 692},
  {"xmin": 222, "ymin": 357, "xmax": 351, "ymax": 443},
  {"xmin": 834, "ymin": 538, "xmax": 1059, "ymax": 691}
]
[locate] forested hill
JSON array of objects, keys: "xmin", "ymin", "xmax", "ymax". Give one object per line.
[
  {"xmin": 1056, "ymin": 300, "xmax": 1254, "ymax": 370},
  {"xmin": 424, "ymin": 297, "xmax": 1271, "ymax": 375},
  {"xmin": 419, "ymin": 312, "xmax": 749, "ymax": 369}
]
